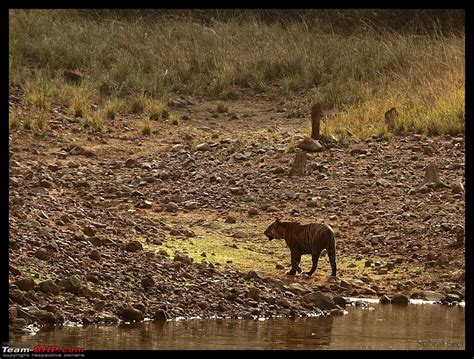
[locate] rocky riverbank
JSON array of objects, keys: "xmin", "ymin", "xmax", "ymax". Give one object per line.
[{"xmin": 9, "ymin": 90, "xmax": 465, "ymax": 333}]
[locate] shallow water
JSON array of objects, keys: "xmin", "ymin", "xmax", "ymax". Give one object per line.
[{"xmin": 10, "ymin": 303, "xmax": 465, "ymax": 350}]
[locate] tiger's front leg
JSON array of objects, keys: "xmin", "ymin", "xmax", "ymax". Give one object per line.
[{"xmin": 287, "ymin": 252, "xmax": 302, "ymax": 275}]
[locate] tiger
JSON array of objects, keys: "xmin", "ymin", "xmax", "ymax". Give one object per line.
[{"xmin": 264, "ymin": 218, "xmax": 336, "ymax": 277}]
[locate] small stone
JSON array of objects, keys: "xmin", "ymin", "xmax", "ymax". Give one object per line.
[
  {"xmin": 38, "ymin": 280, "xmax": 60, "ymax": 295},
  {"xmin": 437, "ymin": 254, "xmax": 449, "ymax": 265},
  {"xmin": 451, "ymin": 182, "xmax": 464, "ymax": 194},
  {"xmin": 120, "ymin": 307, "xmax": 143, "ymax": 322},
  {"xmin": 304, "ymin": 291, "xmax": 336, "ymax": 310},
  {"xmin": 166, "ymin": 202, "xmax": 179, "ymax": 212},
  {"xmin": 217, "ymin": 104, "xmax": 228, "ymax": 113},
  {"xmin": 391, "ymin": 294, "xmax": 409, "ymax": 305},
  {"xmin": 247, "ymin": 287, "xmax": 260, "ymax": 302},
  {"xmin": 232, "ymin": 230, "xmax": 249, "ymax": 239},
  {"xmin": 89, "ymin": 249, "xmax": 101, "ymax": 261},
  {"xmin": 350, "ymin": 145, "xmax": 368, "ymax": 155},
  {"xmin": 422, "ymin": 291, "xmax": 445, "ymax": 301},
  {"xmin": 276, "ymin": 264, "xmax": 285, "ymax": 270},
  {"xmin": 225, "ymin": 216, "xmax": 237, "ymax": 224},
  {"xmin": 62, "ymin": 275, "xmax": 83, "ymax": 294},
  {"xmin": 184, "ymin": 201, "xmax": 198, "ymax": 210},
  {"xmin": 125, "ymin": 158, "xmax": 138, "ymax": 168},
  {"xmin": 83, "ymin": 225, "xmax": 96, "ymax": 237},
  {"xmin": 125, "ymin": 241, "xmax": 143, "ymax": 252},
  {"xmin": 230, "ymin": 187, "xmax": 245, "ymax": 195},
  {"xmin": 30, "ymin": 309, "xmax": 57, "ymax": 325},
  {"xmin": 379, "ymin": 295, "xmax": 391, "ymax": 304},
  {"xmin": 297, "ymin": 138, "xmax": 323, "ymax": 152},
  {"xmin": 333, "ymin": 296, "xmax": 347, "ymax": 308},
  {"xmin": 248, "ymin": 208, "xmax": 259, "ymax": 216},
  {"xmin": 34, "ymin": 248, "xmax": 49, "ymax": 261},
  {"xmin": 141, "ymin": 276, "xmax": 155, "ymax": 288},
  {"xmin": 154, "ymin": 309, "xmax": 170, "ymax": 321},
  {"xmin": 15, "ymin": 277, "xmax": 35, "ymax": 292},
  {"xmin": 276, "ymin": 298, "xmax": 291, "ymax": 308},
  {"xmin": 174, "ymin": 253, "xmax": 193, "ymax": 264},
  {"xmin": 196, "ymin": 143, "xmax": 211, "ymax": 151}
]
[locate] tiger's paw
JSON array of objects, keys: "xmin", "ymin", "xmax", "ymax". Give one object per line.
[
  {"xmin": 286, "ymin": 271, "xmax": 296, "ymax": 276},
  {"xmin": 304, "ymin": 272, "xmax": 313, "ymax": 276}
]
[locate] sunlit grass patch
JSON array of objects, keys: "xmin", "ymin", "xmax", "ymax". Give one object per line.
[
  {"xmin": 103, "ymin": 99, "xmax": 122, "ymax": 121},
  {"xmin": 141, "ymin": 117, "xmax": 153, "ymax": 135},
  {"xmin": 147, "ymin": 99, "xmax": 168, "ymax": 121}
]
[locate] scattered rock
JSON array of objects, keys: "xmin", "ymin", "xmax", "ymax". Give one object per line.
[
  {"xmin": 391, "ymin": 294, "xmax": 409, "ymax": 305},
  {"xmin": 304, "ymin": 291, "xmax": 336, "ymax": 310},
  {"xmin": 15, "ymin": 277, "xmax": 35, "ymax": 292},
  {"xmin": 120, "ymin": 307, "xmax": 143, "ymax": 322},
  {"xmin": 89, "ymin": 249, "xmax": 101, "ymax": 261},
  {"xmin": 247, "ymin": 287, "xmax": 261, "ymax": 302},
  {"xmin": 225, "ymin": 216, "xmax": 237, "ymax": 224},
  {"xmin": 34, "ymin": 248, "xmax": 49, "ymax": 261},
  {"xmin": 174, "ymin": 253, "xmax": 193, "ymax": 264},
  {"xmin": 125, "ymin": 241, "xmax": 143, "ymax": 252},
  {"xmin": 196, "ymin": 143, "xmax": 211, "ymax": 151},
  {"xmin": 38, "ymin": 280, "xmax": 60, "ymax": 295},
  {"xmin": 248, "ymin": 208, "xmax": 259, "ymax": 216},
  {"xmin": 276, "ymin": 298, "xmax": 291, "ymax": 308},
  {"xmin": 154, "ymin": 309, "xmax": 170, "ymax": 321},
  {"xmin": 333, "ymin": 296, "xmax": 348, "ymax": 308},
  {"xmin": 166, "ymin": 202, "xmax": 179, "ymax": 212},
  {"xmin": 297, "ymin": 138, "xmax": 323, "ymax": 152},
  {"xmin": 62, "ymin": 275, "xmax": 83, "ymax": 294},
  {"xmin": 232, "ymin": 231, "xmax": 249, "ymax": 239},
  {"xmin": 451, "ymin": 181, "xmax": 464, "ymax": 194},
  {"xmin": 421, "ymin": 291, "xmax": 444, "ymax": 301},
  {"xmin": 379, "ymin": 295, "xmax": 391, "ymax": 304},
  {"xmin": 125, "ymin": 158, "xmax": 138, "ymax": 168}
]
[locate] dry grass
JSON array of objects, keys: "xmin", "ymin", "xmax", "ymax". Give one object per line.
[
  {"xmin": 9, "ymin": 9, "xmax": 465, "ymax": 138},
  {"xmin": 141, "ymin": 118, "xmax": 153, "ymax": 136}
]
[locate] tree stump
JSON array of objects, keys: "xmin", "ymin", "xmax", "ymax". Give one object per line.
[
  {"xmin": 289, "ymin": 152, "xmax": 307, "ymax": 176},
  {"xmin": 411, "ymin": 163, "xmax": 449, "ymax": 193},
  {"xmin": 422, "ymin": 163, "xmax": 448, "ymax": 189},
  {"xmin": 384, "ymin": 107, "xmax": 398, "ymax": 131},
  {"xmin": 311, "ymin": 103, "xmax": 322, "ymax": 140}
]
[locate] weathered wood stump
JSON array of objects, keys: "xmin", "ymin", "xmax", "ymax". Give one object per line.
[
  {"xmin": 289, "ymin": 152, "xmax": 307, "ymax": 176},
  {"xmin": 411, "ymin": 163, "xmax": 449, "ymax": 193},
  {"xmin": 422, "ymin": 163, "xmax": 448, "ymax": 189},
  {"xmin": 384, "ymin": 107, "xmax": 399, "ymax": 130},
  {"xmin": 311, "ymin": 103, "xmax": 322, "ymax": 140}
]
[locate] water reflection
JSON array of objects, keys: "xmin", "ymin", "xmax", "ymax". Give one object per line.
[{"xmin": 10, "ymin": 304, "xmax": 464, "ymax": 350}]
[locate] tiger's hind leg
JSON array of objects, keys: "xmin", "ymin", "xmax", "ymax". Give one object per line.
[
  {"xmin": 305, "ymin": 249, "xmax": 322, "ymax": 276},
  {"xmin": 328, "ymin": 237, "xmax": 337, "ymax": 277}
]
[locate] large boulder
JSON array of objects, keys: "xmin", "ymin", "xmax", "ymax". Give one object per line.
[
  {"xmin": 120, "ymin": 307, "xmax": 144, "ymax": 322},
  {"xmin": 303, "ymin": 291, "xmax": 336, "ymax": 310}
]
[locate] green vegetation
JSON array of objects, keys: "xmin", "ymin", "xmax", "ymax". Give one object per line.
[
  {"xmin": 9, "ymin": 9, "xmax": 464, "ymax": 138},
  {"xmin": 141, "ymin": 118, "xmax": 153, "ymax": 136},
  {"xmin": 147, "ymin": 100, "xmax": 168, "ymax": 121}
]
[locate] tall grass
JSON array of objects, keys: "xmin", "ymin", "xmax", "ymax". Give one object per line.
[{"xmin": 9, "ymin": 10, "xmax": 464, "ymax": 138}]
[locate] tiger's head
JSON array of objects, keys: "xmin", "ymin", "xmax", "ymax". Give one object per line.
[{"xmin": 264, "ymin": 218, "xmax": 281, "ymax": 241}]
